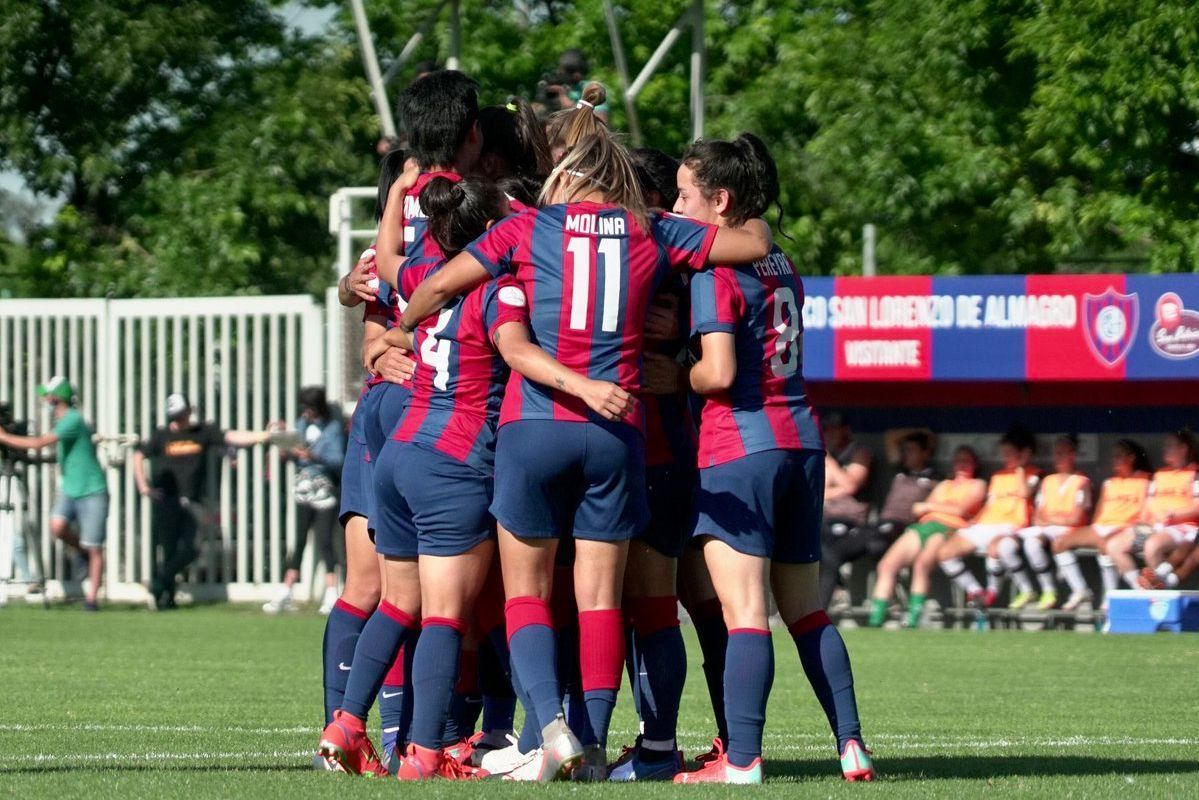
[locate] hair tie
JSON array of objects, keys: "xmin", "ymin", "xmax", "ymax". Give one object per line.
[
  {"xmin": 505, "ymin": 99, "xmax": 518, "ymax": 113},
  {"xmin": 576, "ymin": 99, "xmax": 595, "ymax": 110}
]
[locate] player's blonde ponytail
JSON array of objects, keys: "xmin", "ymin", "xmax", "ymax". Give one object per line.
[{"xmin": 539, "ymin": 83, "xmax": 649, "ymax": 231}]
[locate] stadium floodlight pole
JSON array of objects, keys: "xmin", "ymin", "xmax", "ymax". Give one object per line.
[
  {"xmin": 626, "ymin": 11, "xmax": 688, "ymax": 102},
  {"xmin": 447, "ymin": 0, "xmax": 461, "ymax": 71},
  {"xmin": 381, "ymin": 0, "xmax": 450, "ymax": 86},
  {"xmin": 690, "ymin": 0, "xmax": 705, "ymax": 140},
  {"xmin": 348, "ymin": 0, "xmax": 398, "ymax": 140},
  {"xmin": 601, "ymin": 0, "xmax": 642, "ymax": 145}
]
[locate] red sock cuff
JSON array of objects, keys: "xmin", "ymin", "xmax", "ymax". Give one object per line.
[
  {"xmin": 422, "ymin": 616, "xmax": 468, "ymax": 634},
  {"xmin": 728, "ymin": 627, "xmax": 772, "ymax": 637},
  {"xmin": 631, "ymin": 596, "xmax": 680, "ymax": 637},
  {"xmin": 378, "ymin": 600, "xmax": 419, "ymax": 629},
  {"xmin": 579, "ymin": 608, "xmax": 625, "ymax": 691},
  {"xmin": 382, "ymin": 645, "xmax": 407, "ymax": 687},
  {"xmin": 455, "ymin": 648, "xmax": 480, "ymax": 695},
  {"xmin": 788, "ymin": 610, "xmax": 832, "ymax": 638},
  {"xmin": 505, "ymin": 596, "xmax": 554, "ymax": 643},
  {"xmin": 692, "ymin": 597, "xmax": 723, "ymax": 623},
  {"xmin": 334, "ymin": 599, "xmax": 372, "ymax": 620}
]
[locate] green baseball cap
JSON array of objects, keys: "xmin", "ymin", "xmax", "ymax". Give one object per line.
[{"xmin": 36, "ymin": 376, "xmax": 75, "ymax": 401}]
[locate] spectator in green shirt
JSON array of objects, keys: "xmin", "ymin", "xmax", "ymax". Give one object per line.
[{"xmin": 0, "ymin": 377, "xmax": 108, "ymax": 611}]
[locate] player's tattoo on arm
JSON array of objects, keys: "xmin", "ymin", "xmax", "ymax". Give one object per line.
[
  {"xmin": 555, "ymin": 377, "xmax": 566, "ymax": 390},
  {"xmin": 491, "ymin": 329, "xmax": 501, "ymax": 347}
]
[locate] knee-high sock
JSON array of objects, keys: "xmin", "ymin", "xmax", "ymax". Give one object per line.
[
  {"xmin": 341, "ymin": 601, "xmax": 418, "ymax": 721},
  {"xmin": 1023, "ymin": 537, "xmax": 1057, "ymax": 593},
  {"xmin": 790, "ymin": 611, "xmax": 863, "ymax": 753},
  {"xmin": 623, "ymin": 622, "xmax": 642, "ymax": 721},
  {"xmin": 443, "ymin": 647, "xmax": 482, "ymax": 745},
  {"xmin": 323, "ymin": 599, "xmax": 371, "ymax": 725},
  {"xmin": 478, "ymin": 635, "xmax": 516, "ymax": 736},
  {"xmin": 505, "ymin": 597, "xmax": 562, "ymax": 732},
  {"xmin": 942, "ymin": 557, "xmax": 983, "ymax": 595},
  {"xmin": 631, "ymin": 597, "xmax": 685, "ymax": 751},
  {"xmin": 724, "ymin": 629, "xmax": 773, "ymax": 768},
  {"xmin": 409, "ymin": 618, "xmax": 466, "ymax": 750},
  {"xmin": 996, "ymin": 538, "xmax": 1034, "ymax": 594},
  {"xmin": 985, "ymin": 556, "xmax": 1008, "ymax": 594},
  {"xmin": 1097, "ymin": 554, "xmax": 1119, "ymax": 597},
  {"xmin": 689, "ymin": 597, "xmax": 729, "ymax": 743},
  {"xmin": 378, "ymin": 634, "xmax": 413, "ymax": 755},
  {"xmin": 1054, "ymin": 550, "xmax": 1088, "ymax": 594},
  {"xmin": 576, "ymin": 609, "xmax": 624, "ymax": 748}
]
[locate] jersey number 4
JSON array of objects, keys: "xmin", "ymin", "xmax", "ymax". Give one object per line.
[
  {"xmin": 421, "ymin": 307, "xmax": 455, "ymax": 391},
  {"xmin": 566, "ymin": 238, "xmax": 622, "ymax": 333},
  {"xmin": 770, "ymin": 287, "xmax": 801, "ymax": 377}
]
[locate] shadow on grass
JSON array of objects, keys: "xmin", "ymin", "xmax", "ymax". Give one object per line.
[
  {"xmin": 771, "ymin": 756, "xmax": 1199, "ymax": 781},
  {"xmin": 0, "ymin": 763, "xmax": 313, "ymax": 775}
]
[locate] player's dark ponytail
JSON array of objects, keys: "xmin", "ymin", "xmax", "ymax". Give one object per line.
[
  {"xmin": 682, "ymin": 133, "xmax": 783, "ymax": 230},
  {"xmin": 421, "ymin": 176, "xmax": 507, "ymax": 258},
  {"xmin": 375, "ymin": 148, "xmax": 408, "ymax": 222},
  {"xmin": 479, "ymin": 97, "xmax": 552, "ymax": 178}
]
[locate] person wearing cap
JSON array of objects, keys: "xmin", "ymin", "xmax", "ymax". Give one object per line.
[
  {"xmin": 133, "ymin": 393, "xmax": 267, "ymax": 610},
  {"xmin": 0, "ymin": 377, "xmax": 107, "ymax": 611}
]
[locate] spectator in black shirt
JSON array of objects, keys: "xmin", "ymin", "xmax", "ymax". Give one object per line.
[{"xmin": 134, "ymin": 393, "xmax": 265, "ymax": 609}]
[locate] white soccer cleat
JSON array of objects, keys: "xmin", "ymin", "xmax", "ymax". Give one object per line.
[
  {"xmin": 1061, "ymin": 589, "xmax": 1092, "ymax": 612},
  {"xmin": 478, "ymin": 734, "xmax": 526, "ymax": 775},
  {"xmin": 262, "ymin": 587, "xmax": 294, "ymax": 614},
  {"xmin": 502, "ymin": 748, "xmax": 545, "ymax": 782}
]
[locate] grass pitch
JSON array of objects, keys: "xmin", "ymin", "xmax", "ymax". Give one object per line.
[{"xmin": 2, "ymin": 603, "xmax": 1197, "ymax": 798}]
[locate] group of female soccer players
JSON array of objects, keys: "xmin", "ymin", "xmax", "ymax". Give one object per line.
[{"xmin": 313, "ymin": 70, "xmax": 874, "ymax": 784}]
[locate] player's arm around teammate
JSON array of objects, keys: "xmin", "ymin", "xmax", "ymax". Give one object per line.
[{"xmin": 869, "ymin": 446, "xmax": 987, "ymax": 628}]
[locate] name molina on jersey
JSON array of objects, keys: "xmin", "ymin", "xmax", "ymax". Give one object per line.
[{"xmin": 565, "ymin": 214, "xmax": 627, "ymax": 236}]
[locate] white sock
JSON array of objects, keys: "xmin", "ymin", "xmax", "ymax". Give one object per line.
[
  {"xmin": 1122, "ymin": 570, "xmax": 1141, "ymax": 589},
  {"xmin": 1054, "ymin": 551, "xmax": 1088, "ymax": 594},
  {"xmin": 942, "ymin": 558, "xmax": 982, "ymax": 594},
  {"xmin": 1165, "ymin": 573, "xmax": 1180, "ymax": 588},
  {"xmin": 1097, "ymin": 555, "xmax": 1119, "ymax": 595},
  {"xmin": 1155, "ymin": 562, "xmax": 1175, "ymax": 578},
  {"xmin": 1024, "ymin": 539, "xmax": 1057, "ymax": 593},
  {"xmin": 985, "ymin": 556, "xmax": 1006, "ymax": 594},
  {"xmin": 996, "ymin": 539, "xmax": 1034, "ymax": 594}
]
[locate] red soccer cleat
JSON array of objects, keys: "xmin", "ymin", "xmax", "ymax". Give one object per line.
[
  {"xmin": 317, "ymin": 710, "xmax": 388, "ymax": 777},
  {"xmin": 693, "ymin": 737, "xmax": 727, "ymax": 767},
  {"xmin": 397, "ymin": 743, "xmax": 489, "ymax": 781},
  {"xmin": 674, "ymin": 750, "xmax": 762, "ymax": 784}
]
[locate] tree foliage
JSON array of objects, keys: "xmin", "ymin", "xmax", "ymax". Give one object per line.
[{"xmin": 1, "ymin": 0, "xmax": 1196, "ymax": 299}]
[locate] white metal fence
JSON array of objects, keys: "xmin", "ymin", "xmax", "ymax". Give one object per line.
[{"xmin": 0, "ymin": 296, "xmax": 325, "ymax": 602}]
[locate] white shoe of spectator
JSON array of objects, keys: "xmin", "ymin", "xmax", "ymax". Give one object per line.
[
  {"xmin": 263, "ymin": 586, "xmax": 294, "ymax": 614},
  {"xmin": 1061, "ymin": 589, "xmax": 1093, "ymax": 612},
  {"xmin": 318, "ymin": 586, "xmax": 338, "ymax": 615}
]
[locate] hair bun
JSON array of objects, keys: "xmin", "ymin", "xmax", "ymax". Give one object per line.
[
  {"xmin": 420, "ymin": 176, "xmax": 467, "ymax": 216},
  {"xmin": 580, "ymin": 81, "xmax": 607, "ymax": 109}
]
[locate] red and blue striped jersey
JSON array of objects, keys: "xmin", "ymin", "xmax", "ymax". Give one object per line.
[
  {"xmin": 466, "ymin": 203, "xmax": 717, "ymax": 430},
  {"xmin": 391, "ymin": 258, "xmax": 526, "ymax": 473},
  {"xmin": 400, "ymin": 171, "xmax": 462, "ymax": 262},
  {"xmin": 690, "ymin": 246, "xmax": 823, "ymax": 468}
]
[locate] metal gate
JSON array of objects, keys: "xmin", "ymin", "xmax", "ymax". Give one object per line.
[{"xmin": 0, "ymin": 296, "xmax": 325, "ymax": 602}]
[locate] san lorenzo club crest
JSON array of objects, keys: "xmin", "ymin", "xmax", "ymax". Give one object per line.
[{"xmin": 1082, "ymin": 289, "xmax": 1138, "ymax": 366}]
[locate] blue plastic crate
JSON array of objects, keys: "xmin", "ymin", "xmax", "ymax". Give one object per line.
[{"xmin": 1105, "ymin": 590, "xmax": 1199, "ymax": 634}]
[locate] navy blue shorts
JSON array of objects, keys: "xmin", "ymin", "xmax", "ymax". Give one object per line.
[
  {"xmin": 339, "ymin": 386, "xmax": 380, "ymax": 524},
  {"xmin": 638, "ymin": 463, "xmax": 697, "ymax": 558},
  {"xmin": 491, "ymin": 420, "xmax": 648, "ymax": 542},
  {"xmin": 364, "ymin": 382, "xmax": 410, "ymax": 461},
  {"xmin": 691, "ymin": 448, "xmax": 824, "ymax": 564},
  {"xmin": 393, "ymin": 441, "xmax": 495, "ymax": 557},
  {"xmin": 371, "ymin": 437, "xmax": 418, "ymax": 559}
]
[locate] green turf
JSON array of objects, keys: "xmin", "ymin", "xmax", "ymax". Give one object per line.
[{"xmin": 2, "ymin": 603, "xmax": 1197, "ymax": 798}]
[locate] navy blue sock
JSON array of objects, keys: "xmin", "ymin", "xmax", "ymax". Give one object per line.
[
  {"xmin": 691, "ymin": 598, "xmax": 730, "ymax": 743},
  {"xmin": 517, "ymin": 705, "xmax": 540, "ymax": 752},
  {"xmin": 638, "ymin": 626, "xmax": 686, "ymax": 744},
  {"xmin": 377, "ymin": 630, "xmax": 415, "ymax": 756},
  {"xmin": 409, "ymin": 619, "xmax": 464, "ymax": 750},
  {"xmin": 724, "ymin": 629, "xmax": 774, "ymax": 768},
  {"xmin": 624, "ymin": 625, "xmax": 643, "ymax": 720},
  {"xmin": 341, "ymin": 601, "xmax": 416, "ymax": 721},
  {"xmin": 506, "ymin": 598, "xmax": 562, "ymax": 732},
  {"xmin": 322, "ymin": 600, "xmax": 370, "ymax": 724},
  {"xmin": 479, "ymin": 636, "xmax": 516, "ymax": 734},
  {"xmin": 577, "ymin": 690, "xmax": 617, "ymax": 748},
  {"xmin": 790, "ymin": 612, "xmax": 863, "ymax": 752}
]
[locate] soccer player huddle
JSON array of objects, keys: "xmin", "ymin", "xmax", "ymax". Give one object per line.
[{"xmin": 318, "ymin": 70, "xmax": 873, "ymax": 785}]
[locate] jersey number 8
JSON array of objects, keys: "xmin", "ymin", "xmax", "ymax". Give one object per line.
[{"xmin": 770, "ymin": 287, "xmax": 801, "ymax": 377}]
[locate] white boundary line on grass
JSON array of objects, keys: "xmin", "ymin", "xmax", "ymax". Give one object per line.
[{"xmin": 19, "ymin": 751, "xmax": 311, "ymax": 765}]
